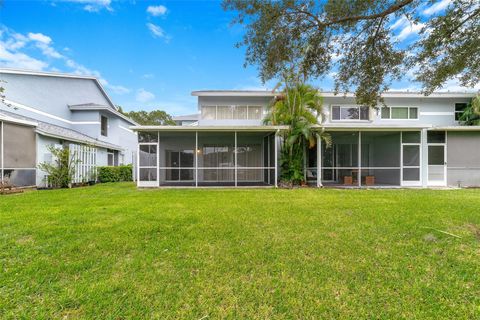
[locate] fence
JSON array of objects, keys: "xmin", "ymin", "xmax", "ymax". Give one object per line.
[{"xmin": 69, "ymin": 144, "xmax": 97, "ymax": 184}]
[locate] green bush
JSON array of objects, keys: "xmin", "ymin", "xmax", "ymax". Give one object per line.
[{"xmin": 97, "ymin": 165, "xmax": 133, "ymax": 183}]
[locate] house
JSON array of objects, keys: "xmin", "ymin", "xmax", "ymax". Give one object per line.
[
  {"xmin": 132, "ymin": 90, "xmax": 480, "ymax": 188},
  {"xmin": 0, "ymin": 69, "xmax": 138, "ymax": 187}
]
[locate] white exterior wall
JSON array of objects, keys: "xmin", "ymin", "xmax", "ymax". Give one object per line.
[{"xmin": 322, "ymin": 96, "xmax": 471, "ymax": 127}]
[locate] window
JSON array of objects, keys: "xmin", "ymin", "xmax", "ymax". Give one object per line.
[
  {"xmin": 427, "ymin": 131, "xmax": 445, "ymax": 143},
  {"xmin": 200, "ymin": 105, "xmax": 263, "ymax": 120},
  {"xmin": 101, "ymin": 116, "xmax": 108, "ymax": 136},
  {"xmin": 247, "ymin": 106, "xmax": 262, "ymax": 119},
  {"xmin": 331, "ymin": 106, "xmax": 369, "ymax": 121},
  {"xmin": 381, "ymin": 107, "xmax": 418, "ymax": 120},
  {"xmin": 107, "ymin": 149, "xmax": 115, "ymax": 166},
  {"xmin": 455, "ymin": 103, "xmax": 467, "ymax": 121},
  {"xmin": 201, "ymin": 106, "xmax": 216, "ymax": 120},
  {"xmin": 138, "ymin": 132, "xmax": 158, "ymax": 143},
  {"xmin": 234, "ymin": 106, "xmax": 247, "ymax": 119},
  {"xmin": 217, "ymin": 106, "xmax": 233, "ymax": 119}
]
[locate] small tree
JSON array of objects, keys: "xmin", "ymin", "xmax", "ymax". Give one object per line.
[
  {"xmin": 264, "ymin": 74, "xmax": 330, "ymax": 186},
  {"xmin": 37, "ymin": 145, "xmax": 80, "ymax": 188}
]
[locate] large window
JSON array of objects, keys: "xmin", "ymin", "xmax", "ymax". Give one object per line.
[
  {"xmin": 331, "ymin": 106, "xmax": 369, "ymax": 121},
  {"xmin": 201, "ymin": 105, "xmax": 263, "ymax": 120},
  {"xmin": 455, "ymin": 103, "xmax": 467, "ymax": 121},
  {"xmin": 381, "ymin": 107, "xmax": 418, "ymax": 119},
  {"xmin": 101, "ymin": 115, "xmax": 108, "ymax": 136}
]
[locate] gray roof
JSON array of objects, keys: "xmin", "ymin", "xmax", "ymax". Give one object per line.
[
  {"xmin": 172, "ymin": 113, "xmax": 199, "ymax": 121},
  {"xmin": 0, "ymin": 109, "xmax": 123, "ymax": 150}
]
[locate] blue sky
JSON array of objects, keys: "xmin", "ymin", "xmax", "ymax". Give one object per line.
[{"xmin": 0, "ymin": 0, "xmax": 469, "ymax": 115}]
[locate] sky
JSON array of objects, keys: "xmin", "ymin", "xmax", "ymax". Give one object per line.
[{"xmin": 0, "ymin": 0, "xmax": 473, "ymax": 116}]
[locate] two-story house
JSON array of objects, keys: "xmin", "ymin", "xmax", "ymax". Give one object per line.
[
  {"xmin": 133, "ymin": 90, "xmax": 479, "ymax": 188},
  {"xmin": 0, "ymin": 69, "xmax": 138, "ymax": 187}
]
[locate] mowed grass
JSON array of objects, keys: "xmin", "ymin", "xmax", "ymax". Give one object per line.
[{"xmin": 1, "ymin": 183, "xmax": 480, "ymax": 319}]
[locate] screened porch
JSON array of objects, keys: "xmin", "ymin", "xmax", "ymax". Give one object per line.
[
  {"xmin": 137, "ymin": 128, "xmax": 278, "ymax": 187},
  {"xmin": 306, "ymin": 130, "xmax": 422, "ymax": 187}
]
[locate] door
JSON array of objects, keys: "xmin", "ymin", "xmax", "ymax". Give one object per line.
[
  {"xmin": 428, "ymin": 145, "xmax": 446, "ymax": 186},
  {"xmin": 402, "ymin": 144, "xmax": 421, "ymax": 186}
]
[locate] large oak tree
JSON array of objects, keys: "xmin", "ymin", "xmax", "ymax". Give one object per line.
[{"xmin": 223, "ymin": 0, "xmax": 480, "ymax": 107}]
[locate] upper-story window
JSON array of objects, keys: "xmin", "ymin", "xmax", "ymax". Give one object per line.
[
  {"xmin": 331, "ymin": 105, "xmax": 369, "ymax": 121},
  {"xmin": 101, "ymin": 115, "xmax": 108, "ymax": 136},
  {"xmin": 201, "ymin": 105, "xmax": 263, "ymax": 120},
  {"xmin": 455, "ymin": 103, "xmax": 467, "ymax": 121},
  {"xmin": 381, "ymin": 107, "xmax": 418, "ymax": 120}
]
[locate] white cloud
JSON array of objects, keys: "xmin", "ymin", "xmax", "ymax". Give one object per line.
[
  {"xmin": 397, "ymin": 21, "xmax": 424, "ymax": 41},
  {"xmin": 105, "ymin": 83, "xmax": 131, "ymax": 95},
  {"xmin": 0, "ymin": 26, "xmax": 130, "ymax": 96},
  {"xmin": 390, "ymin": 16, "xmax": 409, "ymax": 30},
  {"xmin": 146, "ymin": 23, "xmax": 170, "ymax": 42},
  {"xmin": 27, "ymin": 32, "xmax": 52, "ymax": 44},
  {"xmin": 423, "ymin": 0, "xmax": 451, "ymax": 16},
  {"xmin": 437, "ymin": 78, "xmax": 480, "ymax": 92},
  {"xmin": 142, "ymin": 73, "xmax": 154, "ymax": 79},
  {"xmin": 136, "ymin": 88, "xmax": 155, "ymax": 103},
  {"xmin": 0, "ymin": 45, "xmax": 48, "ymax": 70},
  {"xmin": 147, "ymin": 5, "xmax": 167, "ymax": 16},
  {"xmin": 52, "ymin": 0, "xmax": 113, "ymax": 12}
]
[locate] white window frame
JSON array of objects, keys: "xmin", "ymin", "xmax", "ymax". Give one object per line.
[
  {"xmin": 200, "ymin": 105, "xmax": 263, "ymax": 120},
  {"xmin": 100, "ymin": 115, "xmax": 108, "ymax": 136},
  {"xmin": 330, "ymin": 105, "xmax": 370, "ymax": 122},
  {"xmin": 454, "ymin": 103, "xmax": 468, "ymax": 121},
  {"xmin": 381, "ymin": 107, "xmax": 419, "ymax": 120}
]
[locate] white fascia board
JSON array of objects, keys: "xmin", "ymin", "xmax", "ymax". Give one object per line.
[
  {"xmin": 130, "ymin": 125, "xmax": 288, "ymax": 132},
  {"xmin": 430, "ymin": 126, "xmax": 480, "ymax": 131},
  {"xmin": 321, "ymin": 92, "xmax": 476, "ymax": 98},
  {"xmin": 191, "ymin": 90, "xmax": 476, "ymax": 99},
  {"xmin": 191, "ymin": 91, "xmax": 278, "ymax": 97},
  {"xmin": 0, "ymin": 68, "xmax": 97, "ymax": 80},
  {"xmin": 318, "ymin": 123, "xmax": 432, "ymax": 130},
  {"xmin": 0, "ymin": 114, "xmax": 37, "ymax": 127}
]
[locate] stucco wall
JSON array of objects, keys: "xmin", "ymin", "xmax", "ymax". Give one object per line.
[{"xmin": 447, "ymin": 131, "xmax": 480, "ymax": 187}]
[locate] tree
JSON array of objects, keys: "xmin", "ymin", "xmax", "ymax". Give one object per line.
[
  {"xmin": 459, "ymin": 95, "xmax": 480, "ymax": 125},
  {"xmin": 223, "ymin": 0, "xmax": 480, "ymax": 107},
  {"xmin": 264, "ymin": 73, "xmax": 330, "ymax": 186},
  {"xmin": 117, "ymin": 106, "xmax": 176, "ymax": 125}
]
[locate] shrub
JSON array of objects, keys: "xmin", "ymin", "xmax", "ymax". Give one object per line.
[
  {"xmin": 37, "ymin": 145, "xmax": 80, "ymax": 188},
  {"xmin": 97, "ymin": 165, "xmax": 133, "ymax": 183}
]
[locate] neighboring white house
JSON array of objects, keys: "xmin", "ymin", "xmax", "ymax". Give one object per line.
[
  {"xmin": 132, "ymin": 90, "xmax": 480, "ymax": 188},
  {"xmin": 0, "ymin": 68, "xmax": 138, "ymax": 187}
]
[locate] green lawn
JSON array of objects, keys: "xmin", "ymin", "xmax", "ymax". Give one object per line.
[{"xmin": 1, "ymin": 183, "xmax": 480, "ymax": 319}]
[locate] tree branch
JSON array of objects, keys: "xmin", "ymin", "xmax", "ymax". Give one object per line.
[{"xmin": 291, "ymin": 0, "xmax": 414, "ymax": 29}]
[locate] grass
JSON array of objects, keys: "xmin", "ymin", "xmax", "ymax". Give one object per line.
[{"xmin": 1, "ymin": 183, "xmax": 480, "ymax": 319}]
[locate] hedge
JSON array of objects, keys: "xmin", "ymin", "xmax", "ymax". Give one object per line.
[{"xmin": 97, "ymin": 165, "xmax": 133, "ymax": 183}]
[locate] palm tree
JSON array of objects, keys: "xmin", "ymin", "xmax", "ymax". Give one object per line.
[{"xmin": 264, "ymin": 77, "xmax": 330, "ymax": 186}]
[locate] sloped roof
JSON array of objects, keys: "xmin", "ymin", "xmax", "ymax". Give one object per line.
[{"xmin": 0, "ymin": 109, "xmax": 123, "ymax": 150}]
